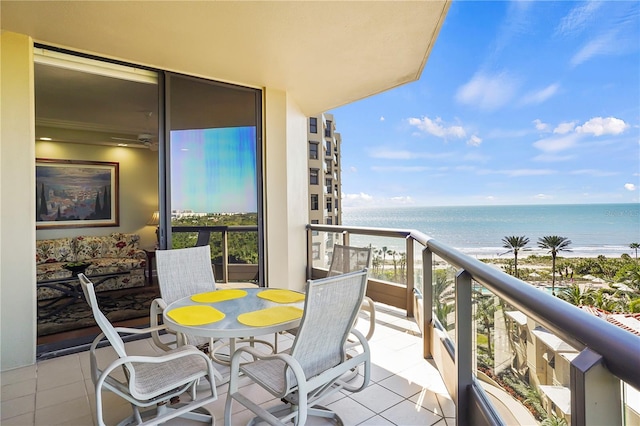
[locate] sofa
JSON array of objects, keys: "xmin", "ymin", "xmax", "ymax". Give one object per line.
[{"xmin": 36, "ymin": 232, "xmax": 147, "ymax": 300}]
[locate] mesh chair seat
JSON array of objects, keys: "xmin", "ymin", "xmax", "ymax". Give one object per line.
[{"xmin": 131, "ymin": 345, "xmax": 210, "ymax": 397}]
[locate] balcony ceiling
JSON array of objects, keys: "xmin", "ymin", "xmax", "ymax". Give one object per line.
[{"xmin": 1, "ymin": 1, "xmax": 449, "ymax": 116}]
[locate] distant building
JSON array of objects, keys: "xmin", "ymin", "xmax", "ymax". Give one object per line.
[{"xmin": 307, "ymin": 113, "xmax": 342, "ymax": 266}]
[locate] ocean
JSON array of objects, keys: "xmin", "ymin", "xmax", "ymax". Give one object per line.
[{"xmin": 342, "ymin": 203, "xmax": 640, "ymax": 259}]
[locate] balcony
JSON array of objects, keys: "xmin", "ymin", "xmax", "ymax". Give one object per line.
[
  {"xmin": 0, "ymin": 302, "xmax": 453, "ymax": 425},
  {"xmin": 2, "ymin": 224, "xmax": 638, "ymax": 425}
]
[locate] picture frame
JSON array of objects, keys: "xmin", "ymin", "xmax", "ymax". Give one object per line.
[{"xmin": 36, "ymin": 159, "xmax": 119, "ymax": 229}]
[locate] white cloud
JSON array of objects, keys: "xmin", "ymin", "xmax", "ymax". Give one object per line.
[
  {"xmin": 571, "ymin": 31, "xmax": 617, "ymax": 66},
  {"xmin": 533, "ymin": 133, "xmax": 580, "ymax": 153},
  {"xmin": 576, "ymin": 117, "xmax": 628, "ymax": 136},
  {"xmin": 455, "ymin": 72, "xmax": 518, "ymax": 111},
  {"xmin": 407, "ymin": 116, "xmax": 466, "ymax": 139},
  {"xmin": 556, "ymin": 1, "xmax": 602, "ymax": 36},
  {"xmin": 533, "ymin": 119, "xmax": 550, "ymax": 132},
  {"xmin": 533, "ymin": 154, "xmax": 575, "ymax": 162},
  {"xmin": 380, "ymin": 116, "xmax": 385, "ymax": 122},
  {"xmin": 534, "ymin": 193, "xmax": 553, "ymax": 200},
  {"xmin": 389, "ymin": 196, "xmax": 414, "ymax": 205},
  {"xmin": 342, "ymin": 192, "xmax": 372, "ymax": 202},
  {"xmin": 467, "ymin": 135, "xmax": 482, "ymax": 147},
  {"xmin": 553, "ymin": 121, "xmax": 577, "ymax": 134},
  {"xmin": 341, "ymin": 193, "xmax": 415, "ymax": 208},
  {"xmin": 520, "ymin": 83, "xmax": 560, "ymax": 105},
  {"xmin": 624, "ymin": 183, "xmax": 637, "ymax": 191},
  {"xmin": 348, "ymin": 166, "xmax": 357, "ymax": 173},
  {"xmin": 570, "ymin": 169, "xmax": 619, "ymax": 177}
]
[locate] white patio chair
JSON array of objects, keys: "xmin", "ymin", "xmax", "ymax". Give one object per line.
[
  {"xmin": 225, "ymin": 268, "xmax": 371, "ymax": 426},
  {"xmin": 151, "ymin": 245, "xmax": 274, "ymax": 364},
  {"xmin": 150, "ymin": 245, "xmax": 217, "ymax": 352},
  {"xmin": 78, "ymin": 273, "xmax": 218, "ymax": 426},
  {"xmin": 328, "ymin": 244, "xmax": 375, "ymax": 341}
]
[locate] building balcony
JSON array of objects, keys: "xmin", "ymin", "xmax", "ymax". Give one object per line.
[{"xmin": 2, "ymin": 224, "xmax": 638, "ymax": 425}]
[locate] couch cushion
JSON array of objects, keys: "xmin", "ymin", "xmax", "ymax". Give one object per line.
[
  {"xmin": 36, "ymin": 238, "xmax": 76, "ymax": 264},
  {"xmin": 103, "ymin": 233, "xmax": 141, "ymax": 258},
  {"xmin": 74, "ymin": 236, "xmax": 107, "ymax": 261}
]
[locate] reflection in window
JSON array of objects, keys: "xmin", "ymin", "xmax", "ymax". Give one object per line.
[{"xmin": 171, "ymin": 127, "xmax": 257, "ymax": 213}]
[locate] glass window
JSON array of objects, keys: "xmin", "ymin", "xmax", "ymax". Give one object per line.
[
  {"xmin": 325, "ymin": 120, "xmax": 332, "ymax": 137},
  {"xmin": 326, "ymin": 198, "xmax": 332, "ymax": 211},
  {"xmin": 311, "ymin": 194, "xmax": 318, "ymax": 210},
  {"xmin": 168, "ymin": 74, "xmax": 263, "ymax": 285},
  {"xmin": 309, "ymin": 142, "xmax": 318, "ymax": 159},
  {"xmin": 311, "ymin": 219, "xmax": 319, "ymax": 236},
  {"xmin": 312, "ymin": 242, "xmax": 321, "ymax": 260},
  {"xmin": 310, "ymin": 168, "xmax": 319, "ymax": 185},
  {"xmin": 326, "ymin": 217, "xmax": 333, "ymax": 225},
  {"xmin": 325, "ymin": 141, "xmax": 331, "ymax": 156},
  {"xmin": 309, "ymin": 117, "xmax": 317, "ymax": 133}
]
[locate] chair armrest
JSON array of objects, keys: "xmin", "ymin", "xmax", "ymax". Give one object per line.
[{"xmin": 150, "ymin": 298, "xmax": 173, "ymax": 351}]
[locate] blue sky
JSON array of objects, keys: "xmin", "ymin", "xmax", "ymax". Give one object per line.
[{"xmin": 330, "ymin": 1, "xmax": 639, "ymax": 208}]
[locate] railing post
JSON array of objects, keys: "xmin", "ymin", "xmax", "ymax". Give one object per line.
[
  {"xmin": 221, "ymin": 229, "xmax": 228, "ymax": 283},
  {"xmin": 406, "ymin": 237, "xmax": 414, "ymax": 317},
  {"xmin": 422, "ymin": 247, "xmax": 433, "ymax": 358},
  {"xmin": 455, "ymin": 269, "xmax": 472, "ymax": 423},
  {"xmin": 571, "ymin": 348, "xmax": 622, "ymax": 426},
  {"xmin": 342, "ymin": 231, "xmax": 349, "ymax": 247},
  {"xmin": 306, "ymin": 227, "xmax": 313, "ymax": 280}
]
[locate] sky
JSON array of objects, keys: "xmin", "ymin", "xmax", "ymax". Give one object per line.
[{"xmin": 330, "ymin": 1, "xmax": 640, "ymax": 209}]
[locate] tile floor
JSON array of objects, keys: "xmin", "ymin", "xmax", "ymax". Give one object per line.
[{"xmin": 1, "ymin": 304, "xmax": 455, "ymax": 425}]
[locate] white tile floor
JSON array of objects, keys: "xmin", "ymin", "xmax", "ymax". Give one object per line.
[{"xmin": 1, "ymin": 304, "xmax": 455, "ymax": 425}]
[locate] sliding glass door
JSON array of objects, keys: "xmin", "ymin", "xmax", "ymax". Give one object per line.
[{"xmin": 163, "ymin": 74, "xmax": 263, "ymax": 285}]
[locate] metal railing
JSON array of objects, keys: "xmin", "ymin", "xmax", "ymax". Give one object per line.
[
  {"xmin": 171, "ymin": 225, "xmax": 259, "ymax": 283},
  {"xmin": 307, "ymin": 223, "xmax": 640, "ymax": 426}
]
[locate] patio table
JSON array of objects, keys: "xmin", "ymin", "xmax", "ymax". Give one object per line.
[{"xmin": 163, "ymin": 287, "xmax": 304, "ymax": 365}]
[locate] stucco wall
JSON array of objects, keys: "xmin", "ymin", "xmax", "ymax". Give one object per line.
[
  {"xmin": 35, "ymin": 142, "xmax": 159, "ymax": 248},
  {"xmin": 1, "ymin": 32, "xmax": 37, "ymax": 369},
  {"xmin": 264, "ymin": 88, "xmax": 308, "ymax": 292}
]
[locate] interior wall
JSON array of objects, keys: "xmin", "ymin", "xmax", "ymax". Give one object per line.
[
  {"xmin": 264, "ymin": 88, "xmax": 308, "ymax": 291},
  {"xmin": 35, "ymin": 142, "xmax": 159, "ymax": 248},
  {"xmin": 1, "ymin": 32, "xmax": 37, "ymax": 370}
]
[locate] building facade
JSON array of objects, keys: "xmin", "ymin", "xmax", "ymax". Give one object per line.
[{"xmin": 307, "ymin": 114, "xmax": 343, "ymax": 266}]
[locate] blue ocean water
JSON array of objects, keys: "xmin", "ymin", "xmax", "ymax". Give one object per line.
[{"xmin": 342, "ymin": 203, "xmax": 640, "ymax": 258}]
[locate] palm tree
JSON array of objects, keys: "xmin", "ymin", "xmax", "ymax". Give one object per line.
[
  {"xmin": 630, "ymin": 243, "xmax": 639, "ymax": 262},
  {"xmin": 501, "ymin": 236, "xmax": 529, "ymax": 278},
  {"xmin": 537, "ymin": 236, "xmax": 572, "ymax": 295},
  {"xmin": 475, "ymin": 295, "xmax": 496, "ymax": 359}
]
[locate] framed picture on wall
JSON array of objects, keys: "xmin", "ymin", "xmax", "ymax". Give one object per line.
[{"xmin": 36, "ymin": 159, "xmax": 119, "ymax": 229}]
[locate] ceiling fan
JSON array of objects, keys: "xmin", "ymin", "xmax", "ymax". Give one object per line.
[{"xmin": 111, "ymin": 133, "xmax": 158, "ymax": 151}]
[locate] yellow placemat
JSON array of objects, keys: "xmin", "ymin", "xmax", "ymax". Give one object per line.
[
  {"xmin": 237, "ymin": 306, "xmax": 303, "ymax": 327},
  {"xmin": 191, "ymin": 289, "xmax": 247, "ymax": 303},
  {"xmin": 257, "ymin": 289, "xmax": 305, "ymax": 303},
  {"xmin": 167, "ymin": 305, "xmax": 225, "ymax": 326}
]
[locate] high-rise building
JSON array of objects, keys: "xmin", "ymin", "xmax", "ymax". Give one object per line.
[{"xmin": 307, "ymin": 113, "xmax": 342, "ymax": 265}]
